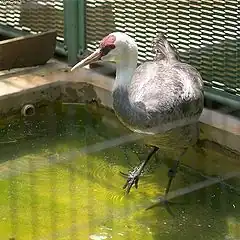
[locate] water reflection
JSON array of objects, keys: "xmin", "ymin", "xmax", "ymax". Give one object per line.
[{"xmin": 0, "ymin": 103, "xmax": 239, "ymax": 240}]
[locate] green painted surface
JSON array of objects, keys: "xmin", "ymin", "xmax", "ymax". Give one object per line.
[
  {"xmin": 0, "ymin": 103, "xmax": 239, "ymax": 240},
  {"xmin": 64, "ymin": 0, "xmax": 79, "ymax": 65}
]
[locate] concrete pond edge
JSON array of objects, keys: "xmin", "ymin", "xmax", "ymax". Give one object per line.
[{"xmin": 0, "ymin": 59, "xmax": 239, "ymax": 157}]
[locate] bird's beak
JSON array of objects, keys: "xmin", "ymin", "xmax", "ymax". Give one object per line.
[{"xmin": 71, "ymin": 48, "xmax": 102, "ymax": 71}]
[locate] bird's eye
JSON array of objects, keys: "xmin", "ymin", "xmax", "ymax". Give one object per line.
[{"xmin": 100, "ymin": 44, "xmax": 115, "ymax": 56}]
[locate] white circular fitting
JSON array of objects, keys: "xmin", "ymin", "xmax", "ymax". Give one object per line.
[{"xmin": 21, "ymin": 104, "xmax": 36, "ymax": 117}]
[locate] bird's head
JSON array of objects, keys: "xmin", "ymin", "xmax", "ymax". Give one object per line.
[{"xmin": 71, "ymin": 32, "xmax": 138, "ymax": 71}]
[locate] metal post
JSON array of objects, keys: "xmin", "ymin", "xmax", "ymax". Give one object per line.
[
  {"xmin": 64, "ymin": 0, "xmax": 79, "ymax": 66},
  {"xmin": 204, "ymin": 86, "xmax": 240, "ymax": 110},
  {"xmin": 77, "ymin": 0, "xmax": 86, "ymax": 56}
]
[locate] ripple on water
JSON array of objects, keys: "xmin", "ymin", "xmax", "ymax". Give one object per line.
[
  {"xmin": 88, "ymin": 160, "xmax": 111, "ymax": 181},
  {"xmin": 82, "ymin": 160, "xmax": 127, "ymax": 204},
  {"xmin": 86, "ymin": 159, "xmax": 121, "ymax": 187},
  {"xmin": 105, "ymin": 190, "xmax": 125, "ymax": 204}
]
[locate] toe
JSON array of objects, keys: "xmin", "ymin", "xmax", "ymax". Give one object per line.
[
  {"xmin": 120, "ymin": 171, "xmax": 129, "ymax": 178},
  {"xmin": 134, "ymin": 177, "xmax": 139, "ymax": 189}
]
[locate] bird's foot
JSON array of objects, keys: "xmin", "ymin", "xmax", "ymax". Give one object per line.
[
  {"xmin": 146, "ymin": 196, "xmax": 175, "ymax": 216},
  {"xmin": 120, "ymin": 146, "xmax": 159, "ymax": 194},
  {"xmin": 146, "ymin": 195, "xmax": 187, "ymax": 216},
  {"xmin": 120, "ymin": 165, "xmax": 143, "ymax": 194}
]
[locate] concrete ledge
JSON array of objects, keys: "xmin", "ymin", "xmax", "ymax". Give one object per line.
[{"xmin": 0, "ymin": 59, "xmax": 239, "ymax": 175}]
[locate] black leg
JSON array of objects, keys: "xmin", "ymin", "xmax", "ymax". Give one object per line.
[
  {"xmin": 120, "ymin": 146, "xmax": 159, "ymax": 194},
  {"xmin": 165, "ymin": 159, "xmax": 180, "ymax": 196},
  {"xmin": 148, "ymin": 159, "xmax": 181, "ymax": 217},
  {"xmin": 146, "ymin": 149, "xmax": 188, "ymax": 215}
]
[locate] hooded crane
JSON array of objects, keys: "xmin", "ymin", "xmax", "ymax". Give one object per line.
[{"xmin": 71, "ymin": 32, "xmax": 204, "ymax": 206}]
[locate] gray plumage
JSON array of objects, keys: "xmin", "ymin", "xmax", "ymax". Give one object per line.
[
  {"xmin": 112, "ymin": 33, "xmax": 204, "ymax": 159},
  {"xmin": 70, "ymin": 31, "xmax": 205, "ymax": 198}
]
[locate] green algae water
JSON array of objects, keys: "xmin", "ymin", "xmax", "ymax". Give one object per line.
[{"xmin": 0, "ymin": 103, "xmax": 239, "ymax": 240}]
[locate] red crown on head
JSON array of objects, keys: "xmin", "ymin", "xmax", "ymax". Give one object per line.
[{"xmin": 100, "ymin": 34, "xmax": 116, "ymax": 48}]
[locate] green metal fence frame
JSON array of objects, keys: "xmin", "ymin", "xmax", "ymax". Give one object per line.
[
  {"xmin": 64, "ymin": 0, "xmax": 85, "ymax": 66},
  {"xmin": 0, "ymin": 1, "xmax": 239, "ymax": 111}
]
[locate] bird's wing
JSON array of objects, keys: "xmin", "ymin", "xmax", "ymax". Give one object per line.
[
  {"xmin": 129, "ymin": 61, "xmax": 204, "ymax": 129},
  {"xmin": 151, "ymin": 33, "xmax": 180, "ymax": 62}
]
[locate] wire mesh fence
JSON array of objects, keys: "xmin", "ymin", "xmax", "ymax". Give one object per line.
[
  {"xmin": 0, "ymin": 0, "xmax": 64, "ymax": 42},
  {"xmin": 0, "ymin": 0, "xmax": 240, "ymax": 240},
  {"xmin": 86, "ymin": 0, "xmax": 240, "ymax": 99}
]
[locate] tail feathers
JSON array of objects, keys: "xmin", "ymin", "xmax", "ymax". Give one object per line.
[{"xmin": 152, "ymin": 33, "xmax": 179, "ymax": 62}]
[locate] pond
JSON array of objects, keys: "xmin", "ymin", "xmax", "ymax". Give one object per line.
[{"xmin": 0, "ymin": 102, "xmax": 239, "ymax": 240}]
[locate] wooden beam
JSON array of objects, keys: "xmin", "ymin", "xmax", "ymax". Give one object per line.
[{"xmin": 0, "ymin": 30, "xmax": 57, "ymax": 71}]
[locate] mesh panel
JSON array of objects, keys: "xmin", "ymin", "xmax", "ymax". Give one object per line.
[
  {"xmin": 0, "ymin": 0, "xmax": 64, "ymax": 42},
  {"xmin": 86, "ymin": 0, "xmax": 240, "ymax": 97}
]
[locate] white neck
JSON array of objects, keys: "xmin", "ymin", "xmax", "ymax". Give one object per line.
[{"xmin": 113, "ymin": 45, "xmax": 138, "ymax": 91}]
